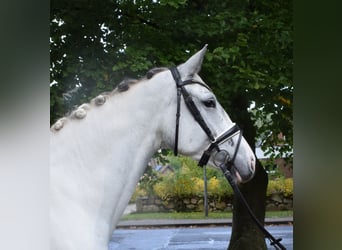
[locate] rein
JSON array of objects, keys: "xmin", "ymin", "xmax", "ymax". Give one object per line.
[
  {"xmin": 169, "ymin": 67, "xmax": 286, "ymax": 250},
  {"xmin": 219, "ymin": 164, "xmax": 286, "ymax": 250}
]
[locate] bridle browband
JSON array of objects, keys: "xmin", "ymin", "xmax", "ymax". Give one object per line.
[{"xmin": 170, "ymin": 67, "xmax": 242, "ymax": 169}]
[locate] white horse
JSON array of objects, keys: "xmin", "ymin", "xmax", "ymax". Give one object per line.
[{"xmin": 50, "ymin": 45, "xmax": 256, "ymax": 250}]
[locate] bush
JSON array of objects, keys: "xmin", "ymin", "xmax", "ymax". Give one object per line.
[
  {"xmin": 153, "ymin": 173, "xmax": 202, "ymax": 199},
  {"xmin": 130, "ymin": 186, "xmax": 147, "ymax": 203},
  {"xmin": 153, "ymin": 174, "xmax": 235, "ymax": 200},
  {"xmin": 134, "ymin": 154, "xmax": 293, "ymax": 203},
  {"xmin": 283, "ymin": 178, "xmax": 293, "ymax": 197},
  {"xmin": 154, "ymin": 175, "xmax": 292, "ymax": 200},
  {"xmin": 207, "ymin": 176, "xmax": 234, "ymax": 197},
  {"xmin": 138, "ymin": 164, "xmax": 162, "ymax": 196},
  {"xmin": 207, "ymin": 176, "xmax": 219, "ymax": 195},
  {"xmin": 267, "ymin": 177, "xmax": 293, "ymax": 197}
]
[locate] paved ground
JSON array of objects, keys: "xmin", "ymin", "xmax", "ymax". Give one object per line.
[
  {"xmin": 117, "ymin": 217, "xmax": 293, "ymax": 228},
  {"xmin": 118, "ymin": 204, "xmax": 293, "ymax": 249},
  {"xmin": 110, "ymin": 225, "xmax": 293, "ymax": 250}
]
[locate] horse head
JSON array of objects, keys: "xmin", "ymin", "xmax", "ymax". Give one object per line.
[{"xmin": 159, "ymin": 45, "xmax": 256, "ymax": 183}]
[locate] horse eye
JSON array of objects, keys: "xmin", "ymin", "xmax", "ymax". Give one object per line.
[{"xmin": 203, "ymin": 99, "xmax": 216, "ymax": 108}]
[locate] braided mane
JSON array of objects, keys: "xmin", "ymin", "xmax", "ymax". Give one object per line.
[{"xmin": 50, "ymin": 67, "xmax": 167, "ymax": 132}]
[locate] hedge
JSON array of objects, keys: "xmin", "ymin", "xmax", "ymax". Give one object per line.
[
  {"xmin": 131, "ymin": 155, "xmax": 293, "ymax": 202},
  {"xmin": 132, "ymin": 175, "xmax": 293, "ymax": 202}
]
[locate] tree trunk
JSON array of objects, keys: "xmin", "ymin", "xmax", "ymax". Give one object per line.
[
  {"xmin": 228, "ymin": 160, "xmax": 268, "ymax": 250},
  {"xmin": 227, "ymin": 94, "xmax": 269, "ymax": 250}
]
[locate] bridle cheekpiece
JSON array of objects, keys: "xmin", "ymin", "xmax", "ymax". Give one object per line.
[{"xmin": 170, "ymin": 67, "xmax": 242, "ymax": 169}]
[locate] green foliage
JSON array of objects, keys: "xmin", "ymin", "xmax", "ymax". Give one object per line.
[
  {"xmin": 168, "ymin": 154, "xmax": 219, "ymax": 179},
  {"xmin": 132, "ymin": 155, "xmax": 292, "ymax": 202},
  {"xmin": 153, "ymin": 174, "xmax": 201, "ymax": 199},
  {"xmin": 153, "ymin": 155, "xmax": 234, "ymax": 199},
  {"xmin": 267, "ymin": 177, "xmax": 293, "ymax": 197},
  {"xmin": 121, "ymin": 210, "xmax": 293, "ymax": 220},
  {"xmin": 159, "ymin": 0, "xmax": 188, "ymax": 9},
  {"xmin": 133, "ymin": 150, "xmax": 294, "ymax": 203},
  {"xmin": 153, "ymin": 173, "xmax": 292, "ymax": 201},
  {"xmin": 137, "ymin": 164, "xmax": 162, "ymax": 196},
  {"xmin": 130, "ymin": 186, "xmax": 147, "ymax": 203}
]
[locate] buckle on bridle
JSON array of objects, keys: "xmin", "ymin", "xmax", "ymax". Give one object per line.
[{"xmin": 198, "ymin": 124, "xmax": 242, "ymax": 168}]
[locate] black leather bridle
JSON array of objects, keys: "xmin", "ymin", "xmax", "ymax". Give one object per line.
[
  {"xmin": 170, "ymin": 67, "xmax": 242, "ymax": 169},
  {"xmin": 170, "ymin": 67, "xmax": 286, "ymax": 250},
  {"xmin": 169, "ymin": 67, "xmax": 286, "ymax": 249}
]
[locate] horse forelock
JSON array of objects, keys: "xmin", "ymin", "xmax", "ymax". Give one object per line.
[{"xmin": 51, "ymin": 67, "xmax": 169, "ymax": 132}]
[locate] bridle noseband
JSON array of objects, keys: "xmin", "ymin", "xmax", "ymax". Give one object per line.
[{"xmin": 170, "ymin": 67, "xmax": 242, "ymax": 169}]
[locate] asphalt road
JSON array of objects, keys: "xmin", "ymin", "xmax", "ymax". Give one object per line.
[{"xmin": 110, "ymin": 225, "xmax": 293, "ymax": 250}]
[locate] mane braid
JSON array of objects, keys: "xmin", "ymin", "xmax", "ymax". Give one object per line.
[
  {"xmin": 51, "ymin": 67, "xmax": 168, "ymax": 132},
  {"xmin": 146, "ymin": 67, "xmax": 168, "ymax": 79}
]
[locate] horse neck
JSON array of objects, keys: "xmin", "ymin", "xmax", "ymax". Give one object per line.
[{"xmin": 50, "ymin": 77, "xmax": 173, "ymax": 249}]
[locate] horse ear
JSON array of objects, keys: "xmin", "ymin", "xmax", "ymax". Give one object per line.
[{"xmin": 178, "ymin": 44, "xmax": 207, "ymax": 78}]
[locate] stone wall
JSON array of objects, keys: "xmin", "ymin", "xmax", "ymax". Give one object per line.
[
  {"xmin": 266, "ymin": 193, "xmax": 293, "ymax": 211},
  {"xmin": 136, "ymin": 194, "xmax": 292, "ymax": 213}
]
